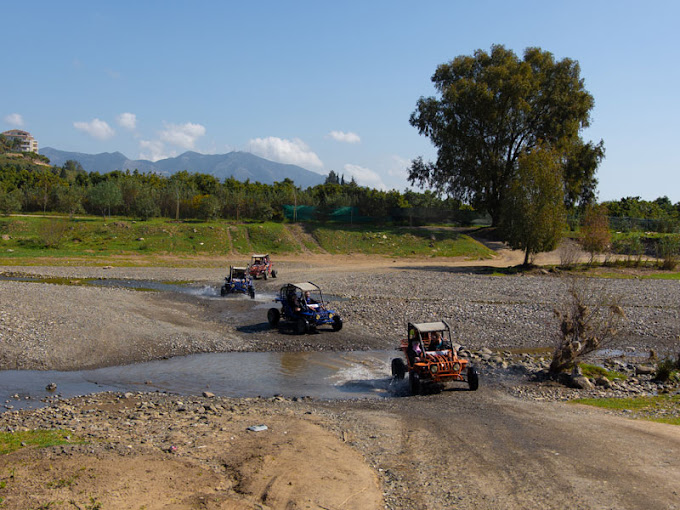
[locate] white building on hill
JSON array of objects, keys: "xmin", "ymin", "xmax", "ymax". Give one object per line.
[{"xmin": 2, "ymin": 129, "xmax": 39, "ymax": 153}]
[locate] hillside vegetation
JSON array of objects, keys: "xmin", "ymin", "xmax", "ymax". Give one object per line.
[{"xmin": 0, "ymin": 216, "xmax": 494, "ymax": 265}]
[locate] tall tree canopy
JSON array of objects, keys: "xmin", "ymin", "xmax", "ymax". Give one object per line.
[
  {"xmin": 501, "ymin": 144, "xmax": 566, "ymax": 265},
  {"xmin": 409, "ymin": 44, "xmax": 604, "ymax": 225}
]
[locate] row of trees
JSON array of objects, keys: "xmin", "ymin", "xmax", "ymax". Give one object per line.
[{"xmin": 0, "ymin": 152, "xmax": 468, "ymax": 221}]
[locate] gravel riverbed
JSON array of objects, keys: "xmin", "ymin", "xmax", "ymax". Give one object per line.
[{"xmin": 1, "ymin": 262, "xmax": 679, "ymax": 371}]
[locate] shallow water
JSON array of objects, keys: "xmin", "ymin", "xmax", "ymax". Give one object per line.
[{"xmin": 0, "ymin": 350, "xmax": 412, "ymax": 412}]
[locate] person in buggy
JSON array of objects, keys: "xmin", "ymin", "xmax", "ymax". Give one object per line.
[{"xmin": 221, "ymin": 266, "xmax": 255, "ymax": 299}]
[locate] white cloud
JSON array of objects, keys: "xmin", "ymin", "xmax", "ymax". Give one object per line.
[
  {"xmin": 117, "ymin": 112, "xmax": 137, "ymax": 130},
  {"xmin": 139, "ymin": 140, "xmax": 175, "ymax": 162},
  {"xmin": 4, "ymin": 113, "xmax": 24, "ymax": 127},
  {"xmin": 327, "ymin": 130, "xmax": 361, "ymax": 144},
  {"xmin": 387, "ymin": 155, "xmax": 410, "ymax": 179},
  {"xmin": 160, "ymin": 122, "xmax": 206, "ymax": 149},
  {"xmin": 343, "ymin": 163, "xmax": 387, "ymax": 190},
  {"xmin": 73, "ymin": 118, "xmax": 115, "ymax": 140},
  {"xmin": 248, "ymin": 136, "xmax": 323, "ymax": 169}
]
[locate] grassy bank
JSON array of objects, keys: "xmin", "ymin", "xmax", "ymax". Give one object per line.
[
  {"xmin": 571, "ymin": 394, "xmax": 680, "ymax": 426},
  {"xmin": 0, "ymin": 215, "xmax": 494, "ymax": 265}
]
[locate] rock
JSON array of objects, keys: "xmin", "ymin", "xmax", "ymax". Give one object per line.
[
  {"xmin": 595, "ymin": 377, "xmax": 613, "ymax": 389},
  {"xmin": 202, "ymin": 391, "xmax": 215, "ymax": 398},
  {"xmin": 45, "ymin": 383, "xmax": 57, "ymax": 392},
  {"xmin": 635, "ymin": 365, "xmax": 656, "ymax": 376},
  {"xmin": 570, "ymin": 375, "xmax": 594, "ymax": 390}
]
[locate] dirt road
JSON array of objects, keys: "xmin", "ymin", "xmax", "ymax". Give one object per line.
[
  {"xmin": 2, "ymin": 385, "xmax": 678, "ymax": 509},
  {"xmin": 329, "ymin": 386, "xmax": 680, "ymax": 509}
]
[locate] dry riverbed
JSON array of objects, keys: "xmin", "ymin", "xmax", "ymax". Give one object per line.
[{"xmin": 1, "ymin": 255, "xmax": 679, "ymax": 509}]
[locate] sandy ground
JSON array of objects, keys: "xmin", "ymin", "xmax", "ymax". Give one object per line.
[{"xmin": 1, "ymin": 243, "xmax": 679, "ymax": 509}]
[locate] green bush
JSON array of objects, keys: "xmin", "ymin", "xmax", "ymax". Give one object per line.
[{"xmin": 654, "ymin": 357, "xmax": 680, "ymax": 383}]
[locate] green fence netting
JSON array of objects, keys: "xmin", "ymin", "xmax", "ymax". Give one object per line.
[{"xmin": 282, "ymin": 205, "xmax": 491, "ymax": 225}]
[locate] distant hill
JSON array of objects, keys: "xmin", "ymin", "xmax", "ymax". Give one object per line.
[{"xmin": 40, "ymin": 148, "xmax": 327, "ymax": 188}]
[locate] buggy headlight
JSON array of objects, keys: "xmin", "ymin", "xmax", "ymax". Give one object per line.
[
  {"xmin": 329, "ymin": 313, "xmax": 334, "ymax": 318},
  {"xmin": 315, "ymin": 314, "xmax": 320, "ymax": 320},
  {"xmin": 452, "ymin": 362, "xmax": 461, "ymax": 372},
  {"xmin": 430, "ymin": 364, "xmax": 438, "ymax": 374}
]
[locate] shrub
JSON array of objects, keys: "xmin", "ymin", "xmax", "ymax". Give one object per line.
[
  {"xmin": 558, "ymin": 239, "xmax": 582, "ymax": 269},
  {"xmin": 656, "ymin": 236, "xmax": 680, "ymax": 270},
  {"xmin": 550, "ymin": 278, "xmax": 627, "ymax": 374},
  {"xmin": 654, "ymin": 357, "xmax": 680, "ymax": 383}
]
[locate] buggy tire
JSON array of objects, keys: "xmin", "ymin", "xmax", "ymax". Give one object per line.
[
  {"xmin": 220, "ymin": 286, "xmax": 227, "ymax": 297},
  {"xmin": 249, "ymin": 288, "xmax": 255, "ymax": 299},
  {"xmin": 295, "ymin": 318, "xmax": 308, "ymax": 335},
  {"xmin": 271, "ymin": 269, "xmax": 277, "ymax": 278},
  {"xmin": 409, "ymin": 373, "xmax": 421, "ymax": 396},
  {"xmin": 267, "ymin": 308, "xmax": 280, "ymax": 327},
  {"xmin": 263, "ymin": 272, "xmax": 268, "ymax": 280},
  {"xmin": 332, "ymin": 315, "xmax": 343, "ymax": 331},
  {"xmin": 468, "ymin": 366, "xmax": 479, "ymax": 391},
  {"xmin": 391, "ymin": 358, "xmax": 406, "ymax": 380}
]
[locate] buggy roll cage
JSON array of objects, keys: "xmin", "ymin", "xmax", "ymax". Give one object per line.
[{"xmin": 407, "ymin": 320, "xmax": 452, "ymax": 354}]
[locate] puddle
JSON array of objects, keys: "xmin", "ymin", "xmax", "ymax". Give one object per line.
[{"xmin": 0, "ymin": 350, "xmax": 410, "ymax": 412}]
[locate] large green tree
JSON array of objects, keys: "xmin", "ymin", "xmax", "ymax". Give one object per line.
[
  {"xmin": 501, "ymin": 145, "xmax": 567, "ymax": 265},
  {"xmin": 409, "ymin": 44, "xmax": 603, "ymax": 225}
]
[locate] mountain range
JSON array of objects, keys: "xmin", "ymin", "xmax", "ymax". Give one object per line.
[{"xmin": 39, "ymin": 147, "xmax": 327, "ymax": 188}]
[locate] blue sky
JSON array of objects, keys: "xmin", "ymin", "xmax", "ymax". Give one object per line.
[{"xmin": 2, "ymin": 1, "xmax": 679, "ymax": 202}]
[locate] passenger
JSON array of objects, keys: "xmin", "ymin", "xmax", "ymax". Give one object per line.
[
  {"xmin": 304, "ymin": 290, "xmax": 322, "ymax": 309},
  {"xmin": 429, "ymin": 332, "xmax": 444, "ymax": 351},
  {"xmin": 407, "ymin": 338, "xmax": 423, "ymax": 365}
]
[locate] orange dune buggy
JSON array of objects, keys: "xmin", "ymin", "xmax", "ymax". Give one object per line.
[
  {"xmin": 391, "ymin": 321, "xmax": 479, "ymax": 395},
  {"xmin": 249, "ymin": 253, "xmax": 277, "ymax": 280}
]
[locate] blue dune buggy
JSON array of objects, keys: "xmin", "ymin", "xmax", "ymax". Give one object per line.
[
  {"xmin": 267, "ymin": 282, "xmax": 343, "ymax": 334},
  {"xmin": 221, "ymin": 266, "xmax": 255, "ymax": 299}
]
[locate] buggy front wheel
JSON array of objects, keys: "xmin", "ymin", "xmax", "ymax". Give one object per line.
[
  {"xmin": 467, "ymin": 366, "xmax": 479, "ymax": 391},
  {"xmin": 267, "ymin": 308, "xmax": 280, "ymax": 327},
  {"xmin": 391, "ymin": 358, "xmax": 406, "ymax": 380},
  {"xmin": 295, "ymin": 318, "xmax": 308, "ymax": 335},
  {"xmin": 332, "ymin": 315, "xmax": 343, "ymax": 331},
  {"xmin": 271, "ymin": 269, "xmax": 277, "ymax": 278},
  {"xmin": 220, "ymin": 286, "xmax": 227, "ymax": 297},
  {"xmin": 249, "ymin": 288, "xmax": 255, "ymax": 299}
]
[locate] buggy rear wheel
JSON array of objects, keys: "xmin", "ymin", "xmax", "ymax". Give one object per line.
[
  {"xmin": 391, "ymin": 358, "xmax": 406, "ymax": 380},
  {"xmin": 263, "ymin": 272, "xmax": 268, "ymax": 280},
  {"xmin": 267, "ymin": 308, "xmax": 280, "ymax": 327},
  {"xmin": 467, "ymin": 366, "xmax": 479, "ymax": 391},
  {"xmin": 295, "ymin": 318, "xmax": 308, "ymax": 335},
  {"xmin": 249, "ymin": 288, "xmax": 255, "ymax": 299},
  {"xmin": 332, "ymin": 315, "xmax": 343, "ymax": 331},
  {"xmin": 271, "ymin": 269, "xmax": 277, "ymax": 278},
  {"xmin": 409, "ymin": 373, "xmax": 421, "ymax": 395}
]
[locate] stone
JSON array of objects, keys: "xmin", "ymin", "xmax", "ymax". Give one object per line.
[
  {"xmin": 635, "ymin": 365, "xmax": 656, "ymax": 376},
  {"xmin": 595, "ymin": 377, "xmax": 613, "ymax": 389},
  {"xmin": 45, "ymin": 383, "xmax": 57, "ymax": 392},
  {"xmin": 202, "ymin": 391, "xmax": 215, "ymax": 398},
  {"xmin": 570, "ymin": 375, "xmax": 594, "ymax": 390}
]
